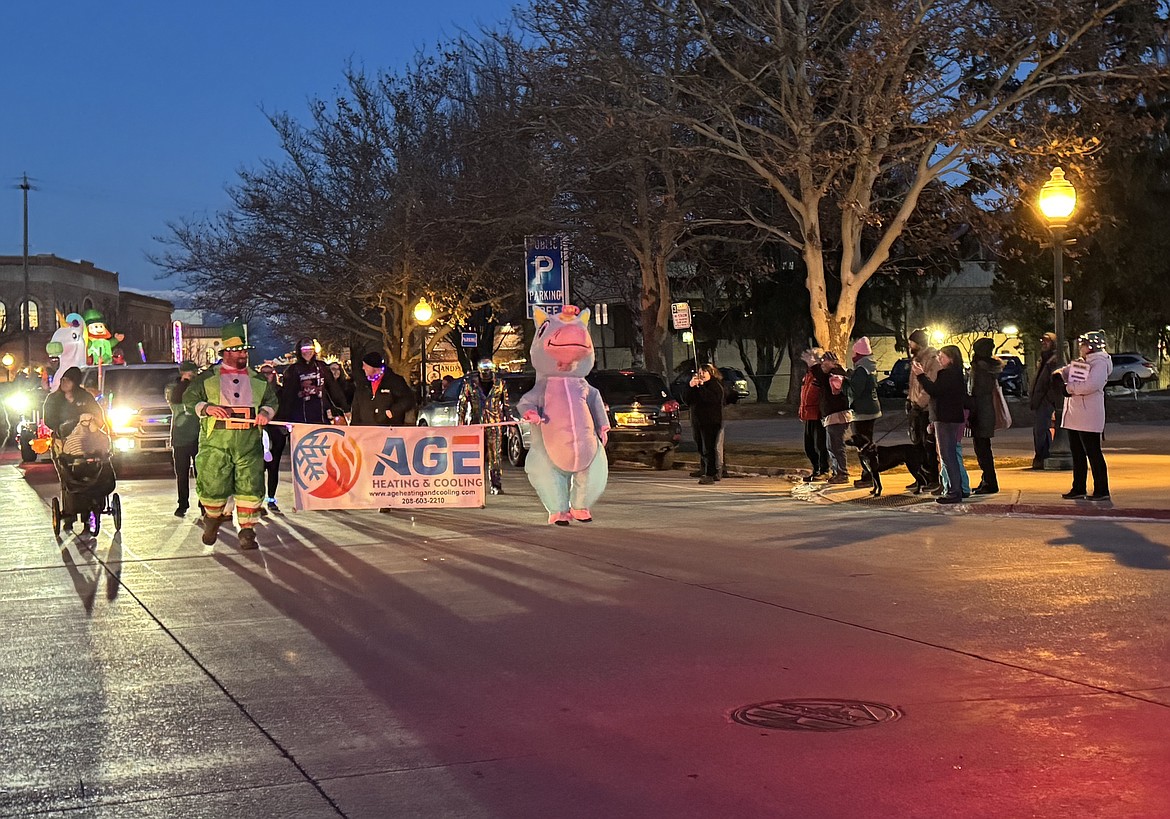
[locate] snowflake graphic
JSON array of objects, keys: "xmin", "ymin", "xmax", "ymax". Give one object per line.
[{"xmin": 293, "ymin": 428, "xmax": 345, "ymax": 490}]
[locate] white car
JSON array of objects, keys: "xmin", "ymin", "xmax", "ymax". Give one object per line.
[{"xmin": 1107, "ymin": 353, "xmax": 1156, "ymax": 390}]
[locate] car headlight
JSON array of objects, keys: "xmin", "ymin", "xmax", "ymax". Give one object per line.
[
  {"xmin": 4, "ymin": 393, "xmax": 32, "ymax": 414},
  {"xmin": 108, "ymin": 406, "xmax": 138, "ymax": 434}
]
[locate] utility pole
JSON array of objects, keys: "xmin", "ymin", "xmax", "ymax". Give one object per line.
[{"xmin": 20, "ymin": 173, "xmax": 31, "ymax": 374}]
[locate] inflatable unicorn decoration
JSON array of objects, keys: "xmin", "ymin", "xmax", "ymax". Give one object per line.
[
  {"xmin": 515, "ymin": 305, "xmax": 611, "ymax": 525},
  {"xmin": 45, "ymin": 312, "xmax": 88, "ymax": 392}
]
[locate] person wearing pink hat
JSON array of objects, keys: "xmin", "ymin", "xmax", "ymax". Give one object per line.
[{"xmin": 848, "ymin": 337, "xmax": 882, "ymax": 487}]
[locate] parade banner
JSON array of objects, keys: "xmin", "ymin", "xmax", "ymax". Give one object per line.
[{"xmin": 290, "ymin": 423, "xmax": 486, "ymax": 511}]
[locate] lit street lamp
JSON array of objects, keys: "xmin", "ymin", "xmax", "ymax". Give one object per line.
[
  {"xmin": 413, "ymin": 297, "xmax": 434, "ymax": 402},
  {"xmin": 1, "ymin": 352, "xmax": 13, "ymax": 382},
  {"xmin": 1038, "ymin": 167, "xmax": 1077, "ymax": 470}
]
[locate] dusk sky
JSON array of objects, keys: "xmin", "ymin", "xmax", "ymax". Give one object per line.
[{"xmin": 1, "ymin": 1, "xmax": 517, "ymax": 295}]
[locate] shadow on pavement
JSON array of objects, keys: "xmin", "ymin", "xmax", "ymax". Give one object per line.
[{"xmin": 1048, "ymin": 520, "xmax": 1170, "ymax": 570}]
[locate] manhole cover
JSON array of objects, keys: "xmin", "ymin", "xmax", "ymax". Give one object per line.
[{"xmin": 732, "ymin": 699, "xmax": 901, "ymax": 732}]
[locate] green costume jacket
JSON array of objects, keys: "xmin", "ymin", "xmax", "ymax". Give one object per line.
[{"xmin": 181, "ymin": 365, "xmax": 279, "ymax": 449}]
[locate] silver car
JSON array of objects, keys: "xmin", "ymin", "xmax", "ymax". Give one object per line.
[{"xmin": 1108, "ymin": 353, "xmax": 1157, "ymax": 390}]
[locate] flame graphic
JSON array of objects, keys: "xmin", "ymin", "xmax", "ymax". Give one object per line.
[{"xmin": 308, "ymin": 434, "xmax": 363, "ymax": 498}]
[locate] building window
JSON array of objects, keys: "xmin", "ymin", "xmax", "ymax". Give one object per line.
[
  {"xmin": 83, "ymin": 297, "xmax": 94, "ymax": 313},
  {"xmin": 20, "ymin": 300, "xmax": 39, "ymax": 331},
  {"xmin": 0, "ymin": 301, "xmax": 6, "ymax": 331}
]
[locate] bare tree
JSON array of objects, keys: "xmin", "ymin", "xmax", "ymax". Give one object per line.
[{"xmin": 662, "ymin": 0, "xmax": 1167, "ymax": 358}]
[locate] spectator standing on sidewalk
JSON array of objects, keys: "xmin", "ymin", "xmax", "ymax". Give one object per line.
[
  {"xmin": 166, "ymin": 361, "xmax": 201, "ymax": 517},
  {"xmin": 914, "ymin": 344, "xmax": 970, "ymax": 504},
  {"xmin": 848, "ymin": 337, "xmax": 882, "ymax": 488},
  {"xmin": 1055, "ymin": 331, "xmax": 1111, "ymax": 501},
  {"xmin": 798, "ymin": 350, "xmax": 829, "ymax": 482},
  {"xmin": 906, "ymin": 329, "xmax": 941, "ymax": 491},
  {"xmin": 1029, "ymin": 332, "xmax": 1060, "ymax": 469},
  {"xmin": 685, "ymin": 364, "xmax": 725, "ymax": 485},
  {"xmin": 968, "ymin": 337, "xmax": 1003, "ymax": 495},
  {"xmin": 811, "ymin": 351, "xmax": 852, "ymax": 484}
]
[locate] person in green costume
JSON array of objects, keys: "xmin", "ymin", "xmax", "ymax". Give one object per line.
[
  {"xmin": 182, "ymin": 323, "xmax": 278, "ymax": 550},
  {"xmin": 82, "ymin": 308, "xmax": 123, "ymax": 365}
]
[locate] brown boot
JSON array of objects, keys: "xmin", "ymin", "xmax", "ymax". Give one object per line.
[
  {"xmin": 238, "ymin": 527, "xmax": 259, "ymax": 550},
  {"xmin": 201, "ymin": 515, "xmax": 223, "ymax": 546}
]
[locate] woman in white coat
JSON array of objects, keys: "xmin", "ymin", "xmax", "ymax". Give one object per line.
[{"xmin": 1056, "ymin": 330, "xmax": 1111, "ymax": 501}]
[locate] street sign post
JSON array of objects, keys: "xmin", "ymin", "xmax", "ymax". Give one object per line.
[
  {"xmin": 461, "ymin": 332, "xmax": 477, "ymax": 348},
  {"xmin": 524, "ymin": 236, "xmax": 569, "ymax": 318},
  {"xmin": 671, "ymin": 302, "xmax": 691, "ymax": 330}
]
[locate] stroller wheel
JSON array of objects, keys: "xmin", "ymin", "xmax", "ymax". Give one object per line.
[
  {"xmin": 87, "ymin": 511, "xmax": 101, "ymax": 537},
  {"xmin": 111, "ymin": 494, "xmax": 122, "ymax": 531},
  {"xmin": 51, "ymin": 498, "xmax": 62, "ymax": 537}
]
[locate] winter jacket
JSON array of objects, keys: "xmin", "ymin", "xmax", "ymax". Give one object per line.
[
  {"xmin": 276, "ymin": 357, "xmax": 350, "ymax": 424},
  {"xmin": 166, "ymin": 377, "xmax": 201, "ymax": 447},
  {"xmin": 42, "ymin": 388, "xmax": 103, "ymax": 437},
  {"xmin": 848, "ymin": 356, "xmax": 882, "ymax": 421},
  {"xmin": 907, "ymin": 347, "xmax": 941, "ymax": 410},
  {"xmin": 798, "ymin": 370, "xmax": 822, "ymax": 422},
  {"xmin": 917, "ymin": 365, "xmax": 968, "ymax": 424},
  {"xmin": 1058, "ymin": 351, "xmax": 1109, "ymax": 433},
  {"xmin": 1029, "ymin": 350, "xmax": 1062, "ymax": 410},
  {"xmin": 350, "ymin": 368, "xmax": 416, "ymax": 426},
  {"xmin": 685, "ymin": 378, "xmax": 725, "ymax": 428},
  {"xmin": 811, "ymin": 364, "xmax": 851, "ymax": 420},
  {"xmin": 968, "ymin": 357, "xmax": 1003, "ymax": 439}
]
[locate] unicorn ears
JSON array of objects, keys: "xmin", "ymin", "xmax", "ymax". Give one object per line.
[
  {"xmin": 533, "ymin": 307, "xmax": 548, "ymax": 326},
  {"xmin": 580, "ymin": 308, "xmax": 591, "ymax": 326}
]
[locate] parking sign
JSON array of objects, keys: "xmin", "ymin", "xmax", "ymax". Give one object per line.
[{"xmin": 524, "ymin": 236, "xmax": 569, "ymax": 318}]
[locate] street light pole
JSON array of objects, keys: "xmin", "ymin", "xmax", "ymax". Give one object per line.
[
  {"xmin": 20, "ymin": 173, "xmax": 31, "ymax": 374},
  {"xmin": 1038, "ymin": 167, "xmax": 1076, "ymax": 470},
  {"xmin": 413, "ymin": 297, "xmax": 434, "ymax": 403}
]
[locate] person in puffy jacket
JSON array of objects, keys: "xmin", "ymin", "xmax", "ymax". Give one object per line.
[
  {"xmin": 1055, "ymin": 330, "xmax": 1111, "ymax": 501},
  {"xmin": 798, "ymin": 350, "xmax": 829, "ymax": 481}
]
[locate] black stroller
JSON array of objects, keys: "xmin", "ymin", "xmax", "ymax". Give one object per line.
[{"xmin": 49, "ymin": 421, "xmax": 122, "ymax": 537}]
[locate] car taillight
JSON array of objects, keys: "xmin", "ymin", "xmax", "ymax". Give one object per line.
[{"xmin": 661, "ymin": 400, "xmax": 679, "ymax": 414}]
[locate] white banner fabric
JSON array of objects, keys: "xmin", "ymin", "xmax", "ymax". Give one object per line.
[{"xmin": 290, "ymin": 423, "xmax": 486, "ymax": 511}]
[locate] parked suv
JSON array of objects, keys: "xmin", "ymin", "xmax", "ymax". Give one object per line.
[
  {"xmin": 877, "ymin": 359, "xmax": 911, "ymax": 398},
  {"xmin": 586, "ymin": 369, "xmax": 681, "ymax": 470},
  {"xmin": 1108, "ymin": 353, "xmax": 1157, "ymax": 390},
  {"xmin": 81, "ymin": 363, "xmax": 181, "ymax": 456}
]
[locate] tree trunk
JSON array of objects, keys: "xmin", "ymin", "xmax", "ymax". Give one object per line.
[{"xmin": 638, "ymin": 255, "xmax": 670, "ymax": 376}]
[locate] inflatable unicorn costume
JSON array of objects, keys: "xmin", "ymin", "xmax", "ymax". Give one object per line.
[{"xmin": 515, "ymin": 305, "xmax": 611, "ymax": 525}]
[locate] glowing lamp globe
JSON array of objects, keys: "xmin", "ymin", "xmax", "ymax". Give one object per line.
[
  {"xmin": 1039, "ymin": 167, "xmax": 1076, "ymax": 227},
  {"xmin": 413, "ymin": 297, "xmax": 434, "ymax": 326}
]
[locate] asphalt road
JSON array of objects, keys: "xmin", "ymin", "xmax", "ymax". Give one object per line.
[{"xmin": 2, "ymin": 457, "xmax": 1169, "ymax": 817}]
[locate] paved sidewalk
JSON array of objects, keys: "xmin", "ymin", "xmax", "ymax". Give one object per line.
[{"xmin": 776, "ymin": 453, "xmax": 1170, "ymax": 521}]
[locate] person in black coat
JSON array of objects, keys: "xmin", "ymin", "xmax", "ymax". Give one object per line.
[
  {"xmin": 685, "ymin": 364, "xmax": 725, "ymax": 485},
  {"xmin": 969, "ymin": 337, "xmax": 1003, "ymax": 494},
  {"xmin": 276, "ymin": 338, "xmax": 350, "ymax": 425},
  {"xmin": 350, "ymin": 352, "xmax": 417, "ymax": 426},
  {"xmin": 914, "ymin": 344, "xmax": 970, "ymax": 503},
  {"xmin": 1029, "ymin": 332, "xmax": 1061, "ymax": 468}
]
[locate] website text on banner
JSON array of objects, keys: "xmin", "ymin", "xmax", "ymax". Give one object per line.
[{"xmin": 291, "ymin": 424, "xmax": 486, "ymax": 511}]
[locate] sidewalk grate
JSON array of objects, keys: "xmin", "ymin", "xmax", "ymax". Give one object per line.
[
  {"xmin": 732, "ymin": 699, "xmax": 902, "ymax": 732},
  {"xmin": 850, "ymin": 494, "xmax": 935, "ymax": 508}
]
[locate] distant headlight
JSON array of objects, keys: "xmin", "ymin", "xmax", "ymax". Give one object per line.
[
  {"xmin": 113, "ymin": 437, "xmax": 136, "ymax": 451},
  {"xmin": 4, "ymin": 393, "xmax": 32, "ymax": 414},
  {"xmin": 108, "ymin": 406, "xmax": 138, "ymax": 434}
]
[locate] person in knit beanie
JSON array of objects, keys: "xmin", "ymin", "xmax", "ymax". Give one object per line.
[
  {"xmin": 905, "ymin": 329, "xmax": 941, "ymax": 491},
  {"xmin": 848, "ymin": 337, "xmax": 882, "ymax": 487}
]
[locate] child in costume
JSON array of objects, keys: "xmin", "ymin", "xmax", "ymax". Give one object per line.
[{"xmin": 515, "ymin": 306, "xmax": 610, "ymax": 525}]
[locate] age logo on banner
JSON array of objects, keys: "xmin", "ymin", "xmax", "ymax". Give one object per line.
[
  {"xmin": 291, "ymin": 424, "xmax": 487, "ymax": 511},
  {"xmin": 293, "ymin": 427, "xmax": 363, "ymax": 499}
]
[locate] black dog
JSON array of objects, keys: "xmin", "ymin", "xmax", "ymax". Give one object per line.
[{"xmin": 845, "ymin": 433, "xmax": 930, "ymax": 497}]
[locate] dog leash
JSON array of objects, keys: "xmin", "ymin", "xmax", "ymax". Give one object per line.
[{"xmin": 871, "ymin": 414, "xmax": 910, "ymax": 445}]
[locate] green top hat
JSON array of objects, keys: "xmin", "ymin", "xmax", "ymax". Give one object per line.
[
  {"xmin": 220, "ymin": 322, "xmax": 253, "ymax": 351},
  {"xmin": 82, "ymin": 308, "xmax": 105, "ymax": 324}
]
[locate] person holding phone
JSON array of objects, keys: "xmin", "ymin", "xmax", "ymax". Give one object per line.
[{"xmin": 685, "ymin": 364, "xmax": 725, "ymax": 485}]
